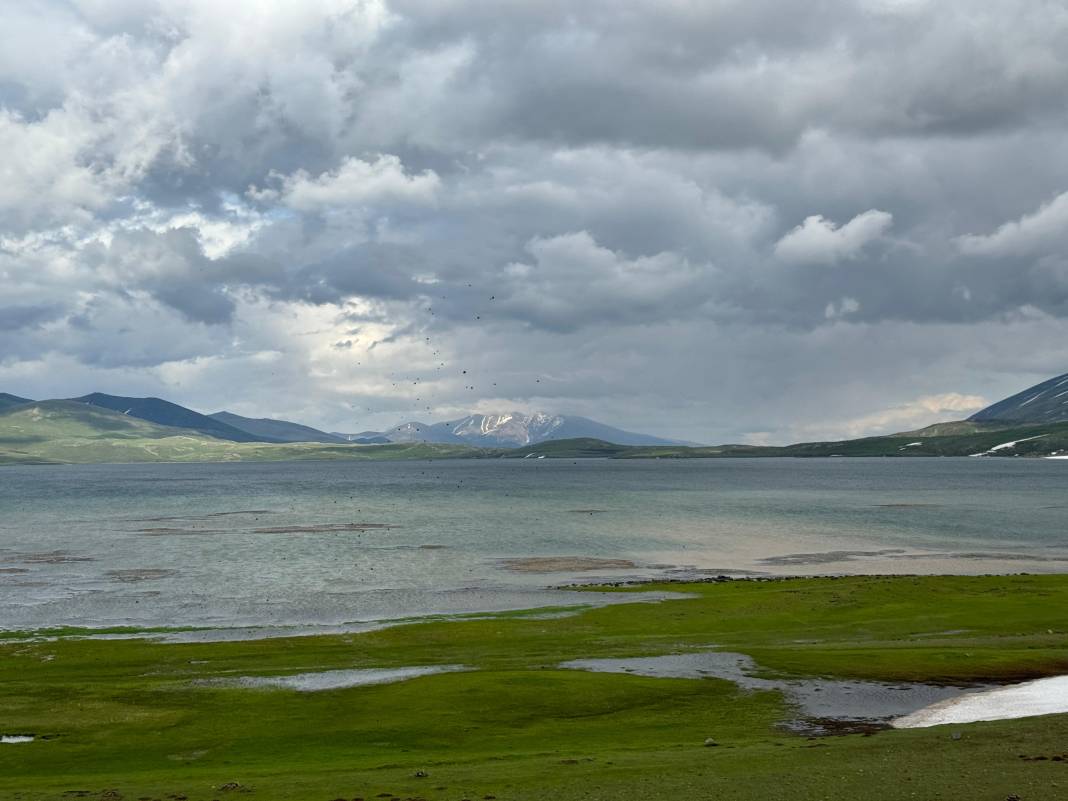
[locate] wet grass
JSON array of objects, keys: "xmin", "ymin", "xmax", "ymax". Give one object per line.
[{"xmin": 2, "ymin": 575, "xmax": 1067, "ymax": 800}]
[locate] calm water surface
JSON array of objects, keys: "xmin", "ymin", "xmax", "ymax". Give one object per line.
[{"xmin": 1, "ymin": 458, "xmax": 1066, "ymax": 631}]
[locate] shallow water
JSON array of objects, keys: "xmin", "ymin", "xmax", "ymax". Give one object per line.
[
  {"xmin": 2, "ymin": 458, "xmax": 1068, "ymax": 632},
  {"xmin": 560, "ymin": 651, "xmax": 975, "ymax": 728},
  {"xmin": 204, "ymin": 665, "xmax": 470, "ymax": 692}
]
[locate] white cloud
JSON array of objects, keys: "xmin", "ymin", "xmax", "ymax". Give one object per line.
[
  {"xmin": 499, "ymin": 231, "xmax": 709, "ymax": 331},
  {"xmin": 800, "ymin": 392, "xmax": 988, "ymax": 440},
  {"xmin": 824, "ymin": 297, "xmax": 861, "ymax": 319},
  {"xmin": 253, "ymin": 155, "xmax": 441, "ymax": 211},
  {"xmin": 774, "ymin": 209, "xmax": 893, "ymax": 265},
  {"xmin": 0, "ymin": 109, "xmax": 113, "ymax": 231},
  {"xmin": 4, "ymin": 0, "xmax": 1068, "ymax": 443},
  {"xmin": 957, "ymin": 190, "xmax": 1068, "ymax": 257}
]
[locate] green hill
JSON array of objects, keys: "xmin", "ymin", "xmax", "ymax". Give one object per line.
[
  {"xmin": 0, "ymin": 393, "xmax": 32, "ymax": 412},
  {"xmin": 72, "ymin": 393, "xmax": 270, "ymax": 442},
  {"xmin": 0, "ymin": 401, "xmax": 478, "ymax": 465}
]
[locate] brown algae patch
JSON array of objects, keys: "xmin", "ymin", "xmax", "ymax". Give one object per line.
[
  {"xmin": 250, "ymin": 523, "xmax": 399, "ymax": 534},
  {"xmin": 105, "ymin": 569, "xmax": 178, "ymax": 583},
  {"xmin": 138, "ymin": 522, "xmax": 399, "ymax": 535},
  {"xmin": 6, "ymin": 551, "xmax": 95, "ymax": 565},
  {"xmin": 131, "ymin": 510, "xmax": 275, "ymax": 522},
  {"xmin": 500, "ymin": 556, "xmax": 637, "ymax": 573}
]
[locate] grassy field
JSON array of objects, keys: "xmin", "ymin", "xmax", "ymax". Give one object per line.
[{"xmin": 3, "ymin": 575, "xmax": 1068, "ymax": 800}]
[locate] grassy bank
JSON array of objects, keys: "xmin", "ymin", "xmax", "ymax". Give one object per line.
[{"xmin": 3, "ymin": 575, "xmax": 1068, "ymax": 800}]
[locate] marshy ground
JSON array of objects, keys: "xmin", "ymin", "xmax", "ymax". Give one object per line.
[{"xmin": 3, "ymin": 575, "xmax": 1068, "ymax": 800}]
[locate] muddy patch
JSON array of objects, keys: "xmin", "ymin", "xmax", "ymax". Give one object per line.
[
  {"xmin": 131, "ymin": 510, "xmax": 275, "ymax": 522},
  {"xmin": 201, "ymin": 664, "xmax": 469, "ymax": 692},
  {"xmin": 755, "ymin": 548, "xmax": 1068, "ymax": 569},
  {"xmin": 873, "ymin": 503, "xmax": 942, "ymax": 509},
  {"xmin": 759, "ymin": 549, "xmax": 907, "ymax": 566},
  {"xmin": 500, "ymin": 556, "xmax": 637, "ymax": 573},
  {"xmin": 105, "ymin": 569, "xmax": 178, "ymax": 583},
  {"xmin": 4, "ymin": 551, "xmax": 95, "ymax": 565},
  {"xmin": 899, "ymin": 551, "xmax": 1068, "ymax": 563},
  {"xmin": 561, "ymin": 650, "xmax": 977, "ymax": 734},
  {"xmin": 250, "ymin": 523, "xmax": 399, "ymax": 534},
  {"xmin": 137, "ymin": 522, "xmax": 399, "ymax": 535}
]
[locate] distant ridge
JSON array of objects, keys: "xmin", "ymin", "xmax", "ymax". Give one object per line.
[
  {"xmin": 969, "ymin": 372, "xmax": 1068, "ymax": 424},
  {"xmin": 332, "ymin": 431, "xmax": 393, "ymax": 444},
  {"xmin": 72, "ymin": 393, "xmax": 269, "ymax": 443},
  {"xmin": 210, "ymin": 411, "xmax": 346, "ymax": 444}
]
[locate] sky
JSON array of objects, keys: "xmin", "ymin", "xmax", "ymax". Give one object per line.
[{"xmin": 2, "ymin": 0, "xmax": 1068, "ymax": 443}]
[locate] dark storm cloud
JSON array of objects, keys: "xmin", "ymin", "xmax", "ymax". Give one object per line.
[
  {"xmin": 2, "ymin": 0, "xmax": 1068, "ymax": 441},
  {"xmin": 0, "ymin": 303, "xmax": 65, "ymax": 331}
]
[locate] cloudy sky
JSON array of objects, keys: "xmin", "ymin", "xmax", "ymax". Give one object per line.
[{"xmin": 2, "ymin": 0, "xmax": 1068, "ymax": 443}]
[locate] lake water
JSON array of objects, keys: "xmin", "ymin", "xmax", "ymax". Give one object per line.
[{"xmin": 1, "ymin": 458, "xmax": 1066, "ymax": 633}]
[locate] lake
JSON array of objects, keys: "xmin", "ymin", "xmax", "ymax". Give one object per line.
[{"xmin": 2, "ymin": 457, "xmax": 1066, "ymax": 633}]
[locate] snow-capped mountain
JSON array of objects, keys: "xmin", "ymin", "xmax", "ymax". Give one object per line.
[
  {"xmin": 379, "ymin": 412, "xmax": 691, "ymax": 447},
  {"xmin": 969, "ymin": 372, "xmax": 1068, "ymax": 424}
]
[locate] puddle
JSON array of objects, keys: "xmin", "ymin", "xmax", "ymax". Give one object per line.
[
  {"xmin": 894, "ymin": 675, "xmax": 1068, "ymax": 728},
  {"xmin": 561, "ymin": 651, "xmax": 976, "ymax": 732},
  {"xmin": 1, "ymin": 735, "xmax": 35, "ymax": 744},
  {"xmin": 201, "ymin": 664, "xmax": 470, "ymax": 691}
]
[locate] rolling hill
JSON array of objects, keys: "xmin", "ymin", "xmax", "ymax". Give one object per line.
[
  {"xmin": 0, "ymin": 393, "xmax": 32, "ymax": 412},
  {"xmin": 72, "ymin": 393, "xmax": 269, "ymax": 442},
  {"xmin": 0, "ymin": 401, "xmax": 478, "ymax": 465}
]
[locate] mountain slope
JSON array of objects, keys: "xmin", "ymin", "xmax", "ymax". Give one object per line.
[
  {"xmin": 210, "ymin": 411, "xmax": 346, "ymax": 444},
  {"xmin": 0, "ymin": 393, "xmax": 32, "ymax": 412},
  {"xmin": 969, "ymin": 372, "xmax": 1068, "ymax": 424},
  {"xmin": 72, "ymin": 393, "xmax": 270, "ymax": 443},
  {"xmin": 385, "ymin": 421, "xmax": 465, "ymax": 444}
]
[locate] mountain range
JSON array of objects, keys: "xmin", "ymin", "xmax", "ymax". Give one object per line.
[
  {"xmin": 0, "ymin": 392, "xmax": 685, "ymax": 448},
  {"xmin": 3, "ymin": 372, "xmax": 1068, "ymax": 464},
  {"xmin": 356, "ymin": 412, "xmax": 690, "ymax": 447}
]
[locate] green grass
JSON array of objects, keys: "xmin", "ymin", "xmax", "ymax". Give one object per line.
[{"xmin": 3, "ymin": 575, "xmax": 1068, "ymax": 800}]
